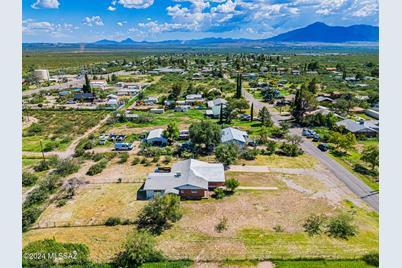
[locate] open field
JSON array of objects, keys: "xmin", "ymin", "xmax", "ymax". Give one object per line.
[{"xmin": 22, "ymin": 110, "xmax": 108, "ymax": 152}]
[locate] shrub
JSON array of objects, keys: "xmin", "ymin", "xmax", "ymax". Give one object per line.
[
  {"xmin": 86, "ymin": 159, "xmax": 108, "ymax": 176},
  {"xmin": 280, "ymin": 143, "xmax": 303, "ymax": 157},
  {"xmin": 215, "ymin": 144, "xmax": 239, "ymax": 166},
  {"xmin": 22, "ymin": 207, "xmax": 43, "ymax": 231},
  {"xmin": 56, "ymin": 199, "xmax": 67, "ymax": 207},
  {"xmin": 303, "ymin": 214, "xmax": 327, "ymax": 236},
  {"xmin": 22, "ymin": 239, "xmax": 90, "ymax": 266},
  {"xmin": 55, "ymin": 159, "xmax": 80, "ymax": 177},
  {"xmin": 105, "ymin": 217, "xmax": 122, "ymax": 226},
  {"xmin": 136, "ymin": 194, "xmax": 183, "ymax": 235},
  {"xmin": 22, "ymin": 172, "xmax": 39, "ymax": 187},
  {"xmin": 39, "ymin": 174, "xmax": 62, "ymax": 192},
  {"xmin": 26, "ymin": 123, "xmax": 43, "ymax": 136},
  {"xmin": 215, "ymin": 216, "xmax": 228, "ymax": 233},
  {"xmin": 152, "ymin": 155, "xmax": 160, "ymax": 163},
  {"xmin": 114, "ymin": 231, "xmax": 164, "ymax": 268},
  {"xmin": 241, "ymin": 149, "xmax": 259, "ymax": 160},
  {"xmin": 213, "ymin": 188, "xmax": 225, "ymax": 199},
  {"xmin": 34, "ymin": 161, "xmax": 49, "ymax": 172},
  {"xmin": 163, "ymin": 156, "xmax": 172, "ymax": 164},
  {"xmin": 326, "ymin": 213, "xmax": 358, "ymax": 239},
  {"xmin": 92, "ymin": 153, "xmax": 104, "ymax": 162},
  {"xmin": 118, "ymin": 152, "xmax": 129, "ymax": 164},
  {"xmin": 363, "ymin": 252, "xmax": 379, "ymax": 267},
  {"xmin": 273, "ymin": 225, "xmax": 285, "ymax": 232},
  {"xmin": 24, "ymin": 187, "xmax": 48, "ymax": 208},
  {"xmin": 265, "ymin": 140, "xmax": 277, "ymax": 155},
  {"xmin": 224, "ymin": 178, "xmax": 240, "ymax": 192},
  {"xmin": 131, "ymin": 157, "xmax": 140, "ymax": 165}
]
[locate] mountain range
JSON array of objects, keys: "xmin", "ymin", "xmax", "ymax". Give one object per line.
[
  {"xmin": 92, "ymin": 22, "xmax": 379, "ymax": 45},
  {"xmin": 23, "ymin": 22, "xmax": 379, "ymax": 50}
]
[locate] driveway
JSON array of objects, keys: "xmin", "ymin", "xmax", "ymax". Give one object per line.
[{"xmin": 243, "ymin": 89, "xmax": 379, "ymax": 211}]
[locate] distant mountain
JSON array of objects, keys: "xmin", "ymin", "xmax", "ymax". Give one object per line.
[
  {"xmin": 267, "ymin": 22, "xmax": 379, "ymax": 43},
  {"xmin": 120, "ymin": 38, "xmax": 136, "ymax": 44},
  {"xmin": 94, "ymin": 39, "xmax": 119, "ymax": 45}
]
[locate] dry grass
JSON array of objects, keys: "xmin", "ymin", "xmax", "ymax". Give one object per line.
[
  {"xmin": 237, "ymin": 155, "xmax": 319, "ymax": 169},
  {"xmin": 23, "ymin": 225, "xmax": 132, "ymax": 263},
  {"xmin": 37, "ymin": 183, "xmax": 145, "ymax": 226}
]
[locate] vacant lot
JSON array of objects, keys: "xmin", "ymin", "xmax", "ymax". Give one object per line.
[
  {"xmin": 37, "ymin": 183, "xmax": 145, "ymax": 227},
  {"xmin": 22, "ymin": 110, "xmax": 108, "ymax": 152}
]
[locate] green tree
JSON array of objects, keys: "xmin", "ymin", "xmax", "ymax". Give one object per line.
[
  {"xmin": 224, "ymin": 178, "xmax": 240, "ymax": 191},
  {"xmin": 136, "ymin": 194, "xmax": 183, "ymax": 235},
  {"xmin": 258, "ymin": 107, "xmax": 273, "ymax": 127},
  {"xmin": 236, "ymin": 73, "xmax": 242, "ymax": 98},
  {"xmin": 189, "ymin": 121, "xmax": 221, "ymax": 151},
  {"xmin": 213, "ymin": 188, "xmax": 225, "ymax": 199},
  {"xmin": 115, "ymin": 231, "xmax": 164, "ymax": 268},
  {"xmin": 170, "ymin": 83, "xmax": 182, "ymax": 100},
  {"xmin": 326, "ymin": 213, "xmax": 358, "ymax": 239},
  {"xmin": 361, "ymin": 145, "xmax": 379, "ymax": 171},
  {"xmin": 291, "ymin": 85, "xmax": 317, "ymax": 121},
  {"xmin": 163, "ymin": 122, "xmax": 179, "ymax": 140},
  {"xmin": 303, "ymin": 214, "xmax": 327, "ymax": 236},
  {"xmin": 250, "ymin": 103, "xmax": 254, "ymax": 121},
  {"xmin": 215, "ymin": 144, "xmax": 240, "ymax": 166},
  {"xmin": 82, "ymin": 74, "xmax": 92, "ymax": 93}
]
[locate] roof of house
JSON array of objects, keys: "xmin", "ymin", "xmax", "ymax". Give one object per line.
[
  {"xmin": 221, "ymin": 127, "xmax": 248, "ymax": 144},
  {"xmin": 147, "ymin": 128, "xmax": 165, "ymax": 140},
  {"xmin": 144, "ymin": 159, "xmax": 225, "ymax": 192},
  {"xmin": 316, "ymin": 96, "xmax": 334, "ymax": 102},
  {"xmin": 207, "ymin": 98, "xmax": 228, "ymax": 108},
  {"xmin": 336, "ymin": 119, "xmax": 379, "ymax": 133}
]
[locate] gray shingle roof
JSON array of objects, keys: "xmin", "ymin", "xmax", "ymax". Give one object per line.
[
  {"xmin": 221, "ymin": 127, "xmax": 248, "ymax": 144},
  {"xmin": 147, "ymin": 128, "xmax": 164, "ymax": 140},
  {"xmin": 336, "ymin": 119, "xmax": 379, "ymax": 133},
  {"xmin": 144, "ymin": 159, "xmax": 224, "ymax": 192}
]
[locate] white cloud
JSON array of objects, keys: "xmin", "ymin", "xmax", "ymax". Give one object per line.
[
  {"xmin": 108, "ymin": 6, "xmax": 117, "ymax": 11},
  {"xmin": 83, "ymin": 16, "xmax": 104, "ymax": 27},
  {"xmin": 117, "ymin": 21, "xmax": 127, "ymax": 27},
  {"xmin": 23, "ymin": 19, "xmax": 77, "ymax": 36},
  {"xmin": 118, "ymin": 0, "xmax": 154, "ymax": 9},
  {"xmin": 31, "ymin": 0, "xmax": 60, "ymax": 9}
]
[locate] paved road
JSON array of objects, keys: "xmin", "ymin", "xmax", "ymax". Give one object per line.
[{"xmin": 243, "ymin": 90, "xmax": 379, "ymax": 211}]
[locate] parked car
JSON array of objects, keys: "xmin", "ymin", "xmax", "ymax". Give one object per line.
[
  {"xmin": 302, "ymin": 129, "xmax": 311, "ymax": 136},
  {"xmin": 317, "ymin": 143, "xmax": 329, "ymax": 152},
  {"xmin": 99, "ymin": 139, "xmax": 107, "ymax": 145},
  {"xmin": 114, "ymin": 143, "xmax": 133, "ymax": 151},
  {"xmin": 312, "ymin": 134, "xmax": 321, "ymax": 142},
  {"xmin": 239, "ymin": 114, "xmax": 251, "ymax": 121},
  {"xmin": 116, "ymin": 135, "xmax": 126, "ymax": 142}
]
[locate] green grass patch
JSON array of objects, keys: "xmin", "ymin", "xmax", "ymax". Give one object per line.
[{"xmin": 140, "ymin": 260, "xmax": 193, "ymax": 268}]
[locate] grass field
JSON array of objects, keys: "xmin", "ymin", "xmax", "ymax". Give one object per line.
[
  {"xmin": 22, "ymin": 110, "xmax": 108, "ymax": 152},
  {"xmin": 36, "ymin": 183, "xmax": 145, "ymax": 227},
  {"xmin": 236, "ymin": 154, "xmax": 318, "ymax": 169}
]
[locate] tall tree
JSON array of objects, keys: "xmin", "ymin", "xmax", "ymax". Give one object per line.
[
  {"xmin": 250, "ymin": 103, "xmax": 254, "ymax": 122},
  {"xmin": 189, "ymin": 121, "xmax": 221, "ymax": 151},
  {"xmin": 291, "ymin": 84, "xmax": 317, "ymax": 121},
  {"xmin": 219, "ymin": 104, "xmax": 223, "ymax": 124},
  {"xmin": 236, "ymin": 73, "xmax": 242, "ymax": 98},
  {"xmin": 361, "ymin": 145, "xmax": 379, "ymax": 171},
  {"xmin": 258, "ymin": 107, "xmax": 273, "ymax": 127},
  {"xmin": 82, "ymin": 74, "xmax": 92, "ymax": 94}
]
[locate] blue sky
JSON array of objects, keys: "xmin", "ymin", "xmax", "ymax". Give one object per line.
[{"xmin": 23, "ymin": 0, "xmax": 379, "ymax": 43}]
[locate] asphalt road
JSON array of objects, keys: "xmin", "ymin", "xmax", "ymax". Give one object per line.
[{"xmin": 243, "ymin": 90, "xmax": 379, "ymax": 211}]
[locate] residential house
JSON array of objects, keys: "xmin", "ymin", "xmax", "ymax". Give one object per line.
[
  {"xmin": 143, "ymin": 159, "xmax": 225, "ymax": 199},
  {"xmin": 90, "ymin": 80, "xmax": 107, "ymax": 88},
  {"xmin": 316, "ymin": 96, "xmax": 334, "ymax": 103},
  {"xmin": 144, "ymin": 96, "xmax": 159, "ymax": 106},
  {"xmin": 185, "ymin": 94, "xmax": 204, "ymax": 105},
  {"xmin": 149, "ymin": 108, "xmax": 164, "ymax": 114},
  {"xmin": 205, "ymin": 105, "xmax": 222, "ymax": 118},
  {"xmin": 207, "ymin": 98, "xmax": 227, "ymax": 108},
  {"xmin": 221, "ymin": 127, "xmax": 251, "ymax": 147},
  {"xmin": 145, "ymin": 129, "xmax": 168, "ymax": 146},
  {"xmin": 174, "ymin": 105, "xmax": 191, "ymax": 112},
  {"xmin": 336, "ymin": 119, "xmax": 379, "ymax": 137},
  {"xmin": 74, "ymin": 93, "xmax": 95, "ymax": 102}
]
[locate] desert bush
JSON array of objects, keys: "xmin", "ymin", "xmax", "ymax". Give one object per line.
[
  {"xmin": 363, "ymin": 252, "xmax": 379, "ymax": 267},
  {"xmin": 326, "ymin": 213, "xmax": 358, "ymax": 239},
  {"xmin": 215, "ymin": 216, "xmax": 228, "ymax": 233},
  {"xmin": 105, "ymin": 217, "xmax": 122, "ymax": 226},
  {"xmin": 34, "ymin": 161, "xmax": 49, "ymax": 172},
  {"xmin": 22, "ymin": 172, "xmax": 39, "ymax": 187},
  {"xmin": 118, "ymin": 152, "xmax": 129, "ymax": 164},
  {"xmin": 86, "ymin": 159, "xmax": 108, "ymax": 176},
  {"xmin": 213, "ymin": 188, "xmax": 225, "ymax": 199},
  {"xmin": 303, "ymin": 214, "xmax": 327, "ymax": 236}
]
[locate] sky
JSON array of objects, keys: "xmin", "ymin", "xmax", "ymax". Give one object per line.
[{"xmin": 23, "ymin": 0, "xmax": 379, "ymax": 43}]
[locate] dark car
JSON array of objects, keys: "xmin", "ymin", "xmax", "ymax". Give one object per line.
[
  {"xmin": 318, "ymin": 143, "xmax": 329, "ymax": 152},
  {"xmin": 312, "ymin": 134, "xmax": 321, "ymax": 142}
]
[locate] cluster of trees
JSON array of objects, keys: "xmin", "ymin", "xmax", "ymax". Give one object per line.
[
  {"xmin": 291, "ymin": 84, "xmax": 317, "ymax": 121},
  {"xmin": 303, "ymin": 213, "xmax": 358, "ymax": 239}
]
